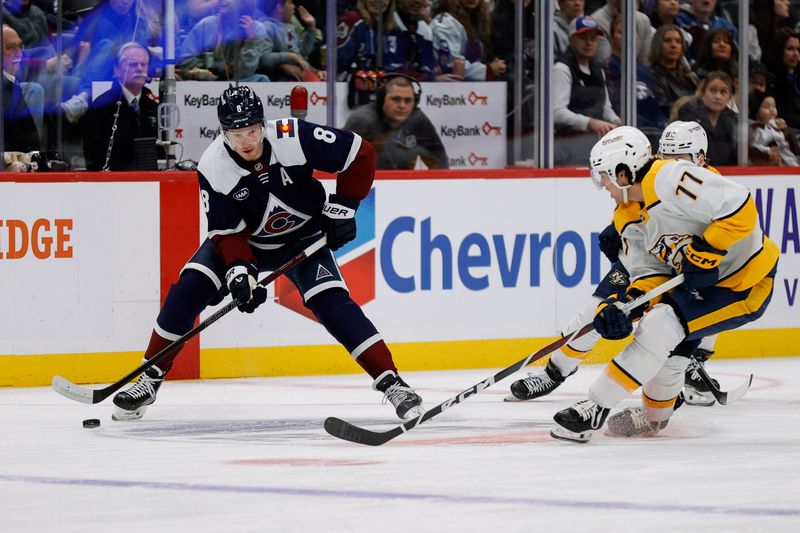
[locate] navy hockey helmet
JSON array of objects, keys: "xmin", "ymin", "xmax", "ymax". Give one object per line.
[{"xmin": 217, "ymin": 85, "xmax": 264, "ymax": 130}]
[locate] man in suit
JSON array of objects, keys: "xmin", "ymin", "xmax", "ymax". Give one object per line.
[{"xmin": 82, "ymin": 41, "xmax": 159, "ymax": 171}]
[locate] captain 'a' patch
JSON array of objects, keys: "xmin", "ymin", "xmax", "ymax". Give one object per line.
[{"xmin": 316, "ymin": 264, "xmax": 334, "ymax": 281}]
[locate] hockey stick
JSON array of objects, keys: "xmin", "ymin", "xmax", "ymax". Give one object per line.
[
  {"xmin": 324, "ymin": 274, "xmax": 686, "ymax": 446},
  {"xmin": 690, "ymin": 356, "xmax": 753, "ymax": 405},
  {"xmin": 52, "ymin": 237, "xmax": 327, "ymax": 405}
]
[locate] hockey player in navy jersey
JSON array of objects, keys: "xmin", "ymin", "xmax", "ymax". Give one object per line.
[{"xmin": 112, "ymin": 85, "xmax": 424, "ymax": 422}]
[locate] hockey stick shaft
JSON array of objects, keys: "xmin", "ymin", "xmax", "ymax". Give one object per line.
[
  {"xmin": 690, "ymin": 356, "xmax": 753, "ymax": 405},
  {"xmin": 325, "ymin": 274, "xmax": 685, "ymax": 445},
  {"xmin": 52, "ymin": 237, "xmax": 327, "ymax": 405}
]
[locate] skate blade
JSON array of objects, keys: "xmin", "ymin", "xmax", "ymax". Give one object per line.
[
  {"xmin": 503, "ymin": 394, "xmax": 530, "ymax": 402},
  {"xmin": 111, "ymin": 405, "xmax": 148, "ymax": 421},
  {"xmin": 684, "ymin": 388, "xmax": 716, "ymax": 407},
  {"xmin": 401, "ymin": 406, "xmax": 426, "ymax": 420},
  {"xmin": 550, "ymin": 425, "xmax": 593, "ymax": 443}
]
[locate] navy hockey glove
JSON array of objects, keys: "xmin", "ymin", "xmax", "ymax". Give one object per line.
[
  {"xmin": 593, "ymin": 291, "xmax": 644, "ymax": 340},
  {"xmin": 321, "ymin": 193, "xmax": 359, "ymax": 251},
  {"xmin": 679, "ymin": 236, "xmax": 727, "ymax": 289},
  {"xmin": 598, "ymin": 223, "xmax": 622, "ymax": 262},
  {"xmin": 225, "ymin": 261, "xmax": 268, "ymax": 313}
]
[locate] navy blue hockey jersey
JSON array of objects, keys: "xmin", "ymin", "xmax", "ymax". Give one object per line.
[{"xmin": 197, "ymin": 118, "xmax": 376, "ymax": 266}]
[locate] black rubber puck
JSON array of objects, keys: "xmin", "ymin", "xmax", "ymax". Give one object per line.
[{"xmin": 82, "ymin": 418, "xmax": 101, "ymax": 428}]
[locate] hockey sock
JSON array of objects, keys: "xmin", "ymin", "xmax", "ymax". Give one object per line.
[
  {"xmin": 146, "ymin": 269, "xmax": 220, "ymax": 370},
  {"xmin": 354, "ymin": 339, "xmax": 397, "ymax": 379}
]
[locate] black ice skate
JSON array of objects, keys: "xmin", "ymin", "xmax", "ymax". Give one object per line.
[
  {"xmin": 606, "ymin": 407, "xmax": 669, "ymax": 437},
  {"xmin": 112, "ymin": 365, "xmax": 166, "ymax": 421},
  {"xmin": 373, "ymin": 371, "xmax": 425, "ymax": 420},
  {"xmin": 684, "ymin": 354, "xmax": 718, "ymax": 407},
  {"xmin": 551, "ymin": 398, "xmax": 610, "ymax": 443},
  {"xmin": 508, "ymin": 360, "xmax": 578, "ymax": 401}
]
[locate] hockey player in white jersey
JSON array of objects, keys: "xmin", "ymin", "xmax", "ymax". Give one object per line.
[
  {"xmin": 112, "ymin": 85, "xmax": 424, "ymax": 422},
  {"xmin": 509, "ymin": 121, "xmax": 718, "ymax": 405},
  {"xmin": 550, "ymin": 126, "xmax": 778, "ymax": 443}
]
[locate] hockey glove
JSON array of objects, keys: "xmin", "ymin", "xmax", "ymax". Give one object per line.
[
  {"xmin": 679, "ymin": 236, "xmax": 727, "ymax": 289},
  {"xmin": 225, "ymin": 261, "xmax": 268, "ymax": 313},
  {"xmin": 598, "ymin": 223, "xmax": 622, "ymax": 262},
  {"xmin": 593, "ymin": 290, "xmax": 645, "ymax": 340},
  {"xmin": 321, "ymin": 193, "xmax": 359, "ymax": 251}
]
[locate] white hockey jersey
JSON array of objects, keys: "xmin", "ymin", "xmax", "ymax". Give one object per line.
[{"xmin": 613, "ymin": 159, "xmax": 778, "ymax": 293}]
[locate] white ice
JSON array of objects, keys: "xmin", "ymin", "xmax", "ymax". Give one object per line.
[{"xmin": 2, "ymin": 357, "xmax": 799, "ymax": 532}]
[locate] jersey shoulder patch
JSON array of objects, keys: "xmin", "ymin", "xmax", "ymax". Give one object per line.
[
  {"xmin": 266, "ymin": 118, "xmax": 307, "ymax": 167},
  {"xmin": 197, "ymin": 135, "xmax": 250, "ymax": 195}
]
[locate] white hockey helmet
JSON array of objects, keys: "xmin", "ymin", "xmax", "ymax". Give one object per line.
[
  {"xmin": 658, "ymin": 120, "xmax": 708, "ymax": 165},
  {"xmin": 589, "ymin": 126, "xmax": 653, "ymax": 191}
]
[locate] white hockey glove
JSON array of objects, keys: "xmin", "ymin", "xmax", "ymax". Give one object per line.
[{"xmin": 225, "ymin": 261, "xmax": 268, "ymax": 313}]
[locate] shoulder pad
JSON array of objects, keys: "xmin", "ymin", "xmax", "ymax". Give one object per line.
[
  {"xmin": 265, "ymin": 118, "xmax": 307, "ymax": 167},
  {"xmin": 197, "ymin": 135, "xmax": 250, "ymax": 194}
]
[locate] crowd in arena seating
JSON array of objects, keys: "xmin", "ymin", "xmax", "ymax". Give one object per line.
[{"xmin": 2, "ymin": 0, "xmax": 800, "ymax": 170}]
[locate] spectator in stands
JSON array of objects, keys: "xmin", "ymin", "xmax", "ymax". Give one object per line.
[
  {"xmin": 257, "ymin": 0, "xmax": 322, "ymax": 81},
  {"xmin": 178, "ymin": 0, "xmax": 269, "ymax": 81},
  {"xmin": 750, "ymin": 0, "xmax": 793, "ymax": 56},
  {"xmin": 553, "ymin": 15, "xmax": 621, "ymax": 166},
  {"xmin": 2, "ymin": 24, "xmax": 40, "ymax": 154},
  {"xmin": 590, "ymin": 0, "xmax": 655, "ymax": 63},
  {"xmin": 81, "ymin": 42, "xmax": 160, "ymax": 171},
  {"xmin": 61, "ymin": 0, "xmax": 163, "ymax": 124},
  {"xmin": 492, "ymin": 0, "xmax": 533, "ymax": 78},
  {"xmin": 389, "ymin": 0, "xmax": 439, "ymax": 80},
  {"xmin": 674, "ymin": 0, "xmax": 737, "ymax": 62},
  {"xmin": 430, "ymin": 0, "xmax": 506, "ymax": 81},
  {"xmin": 344, "ymin": 73, "xmax": 448, "ymax": 170},
  {"xmin": 692, "ymin": 28, "xmax": 738, "ymax": 82},
  {"xmin": 336, "ymin": 0, "xmax": 397, "ymax": 74},
  {"xmin": 603, "ymin": 14, "xmax": 666, "ymax": 132},
  {"xmin": 3, "ymin": 0, "xmax": 81, "ymax": 112},
  {"xmin": 748, "ymin": 89, "xmax": 800, "ymax": 166},
  {"xmin": 748, "ymin": 61, "xmax": 775, "ymax": 94},
  {"xmin": 648, "ymin": 23, "xmax": 699, "ymax": 119},
  {"xmin": 554, "ymin": 0, "xmax": 586, "ymax": 59},
  {"xmin": 677, "ymin": 71, "xmax": 738, "ymax": 165},
  {"xmin": 648, "ymin": 0, "xmax": 681, "ymax": 31},
  {"xmin": 765, "ymin": 28, "xmax": 800, "ymax": 132}
]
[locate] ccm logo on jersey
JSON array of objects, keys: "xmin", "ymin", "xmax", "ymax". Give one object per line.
[
  {"xmin": 322, "ymin": 204, "xmax": 354, "ymax": 219},
  {"xmin": 233, "ymin": 188, "xmax": 250, "ymax": 201}
]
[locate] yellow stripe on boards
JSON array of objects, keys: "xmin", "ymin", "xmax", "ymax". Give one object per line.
[{"xmin": 2, "ymin": 327, "xmax": 799, "ymax": 387}]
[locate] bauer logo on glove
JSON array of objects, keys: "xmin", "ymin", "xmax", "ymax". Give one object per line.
[{"xmin": 321, "ymin": 193, "xmax": 359, "ymax": 251}]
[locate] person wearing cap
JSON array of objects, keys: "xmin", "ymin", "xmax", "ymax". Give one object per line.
[
  {"xmin": 748, "ymin": 61, "xmax": 775, "ymax": 94},
  {"xmin": 554, "ymin": 15, "xmax": 621, "ymax": 166}
]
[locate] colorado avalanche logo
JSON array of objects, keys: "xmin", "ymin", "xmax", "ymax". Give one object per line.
[
  {"xmin": 650, "ymin": 233, "xmax": 692, "ymax": 269},
  {"xmin": 254, "ymin": 195, "xmax": 310, "ymax": 237}
]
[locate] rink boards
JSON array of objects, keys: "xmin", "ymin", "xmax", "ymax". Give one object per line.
[{"xmin": 0, "ymin": 168, "xmax": 798, "ymax": 386}]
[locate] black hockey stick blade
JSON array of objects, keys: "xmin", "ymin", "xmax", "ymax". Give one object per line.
[
  {"xmin": 691, "ymin": 358, "xmax": 753, "ymax": 405},
  {"xmin": 324, "ymin": 274, "xmax": 686, "ymax": 446},
  {"xmin": 51, "ymin": 237, "xmax": 326, "ymax": 405}
]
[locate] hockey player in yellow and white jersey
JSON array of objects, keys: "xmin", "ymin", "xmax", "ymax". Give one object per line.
[
  {"xmin": 509, "ymin": 121, "xmax": 722, "ymax": 406},
  {"xmin": 550, "ymin": 126, "xmax": 779, "ymax": 443}
]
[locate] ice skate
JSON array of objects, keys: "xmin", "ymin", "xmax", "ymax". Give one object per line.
[
  {"xmin": 551, "ymin": 398, "xmax": 610, "ymax": 443},
  {"xmin": 507, "ymin": 360, "xmax": 577, "ymax": 401},
  {"xmin": 606, "ymin": 407, "xmax": 669, "ymax": 437},
  {"xmin": 112, "ymin": 365, "xmax": 166, "ymax": 421},
  {"xmin": 374, "ymin": 371, "xmax": 425, "ymax": 420},
  {"xmin": 684, "ymin": 356, "xmax": 717, "ymax": 406}
]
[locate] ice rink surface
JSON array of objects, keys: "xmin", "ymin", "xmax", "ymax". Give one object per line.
[{"xmin": 2, "ymin": 357, "xmax": 799, "ymax": 532}]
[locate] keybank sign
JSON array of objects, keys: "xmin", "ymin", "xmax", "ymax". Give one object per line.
[{"xmin": 379, "ymin": 216, "xmax": 604, "ymax": 293}]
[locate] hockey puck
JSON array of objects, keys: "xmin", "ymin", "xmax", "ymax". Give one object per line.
[{"xmin": 82, "ymin": 418, "xmax": 101, "ymax": 428}]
